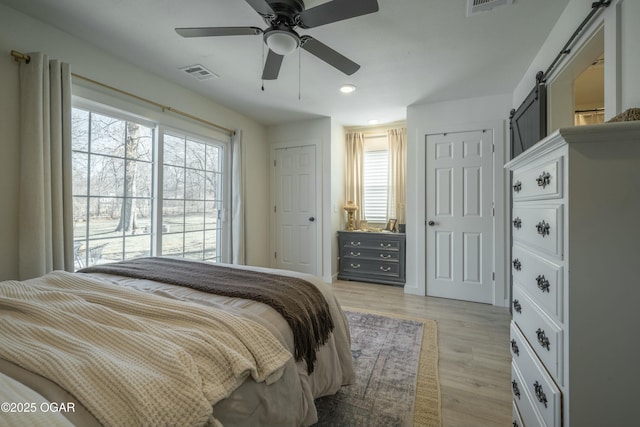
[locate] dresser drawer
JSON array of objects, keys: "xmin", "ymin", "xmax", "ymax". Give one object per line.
[
  {"xmin": 512, "ymin": 287, "xmax": 563, "ymax": 384},
  {"xmin": 340, "ymin": 246, "xmax": 400, "ymax": 262},
  {"xmin": 340, "ymin": 258, "xmax": 401, "ymax": 278},
  {"xmin": 512, "ymin": 362, "xmax": 546, "ymax": 427},
  {"xmin": 512, "ymin": 205, "xmax": 563, "ymax": 259},
  {"xmin": 512, "ymin": 156, "xmax": 563, "ymax": 201},
  {"xmin": 512, "ymin": 400, "xmax": 524, "ymax": 427},
  {"xmin": 342, "ymin": 234, "xmax": 402, "ymax": 250},
  {"xmin": 512, "ymin": 323, "xmax": 562, "ymax": 427},
  {"xmin": 511, "ymin": 244, "xmax": 564, "ymax": 322}
]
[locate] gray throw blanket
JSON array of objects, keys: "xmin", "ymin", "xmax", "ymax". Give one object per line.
[{"xmin": 79, "ymin": 257, "xmax": 334, "ymax": 374}]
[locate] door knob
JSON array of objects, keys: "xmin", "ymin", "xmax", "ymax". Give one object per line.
[
  {"xmin": 309, "ymin": 217, "xmax": 315, "ymax": 222},
  {"xmin": 428, "ymin": 221, "xmax": 435, "ymax": 226}
]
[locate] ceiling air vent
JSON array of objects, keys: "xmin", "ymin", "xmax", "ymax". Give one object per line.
[
  {"xmin": 180, "ymin": 64, "xmax": 219, "ymax": 81},
  {"xmin": 467, "ymin": 0, "xmax": 513, "ymax": 16}
]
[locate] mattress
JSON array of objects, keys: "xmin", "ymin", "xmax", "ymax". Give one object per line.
[{"xmin": 0, "ymin": 262, "xmax": 355, "ymax": 426}]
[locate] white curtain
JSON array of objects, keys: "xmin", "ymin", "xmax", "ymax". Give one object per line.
[
  {"xmin": 387, "ymin": 128, "xmax": 407, "ymax": 225},
  {"xmin": 345, "ymin": 132, "xmax": 365, "ymax": 227},
  {"xmin": 231, "ymin": 129, "xmax": 245, "ymax": 264},
  {"xmin": 18, "ymin": 53, "xmax": 74, "ymax": 279}
]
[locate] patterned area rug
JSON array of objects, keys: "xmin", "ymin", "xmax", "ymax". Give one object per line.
[{"xmin": 315, "ymin": 310, "xmax": 440, "ymax": 427}]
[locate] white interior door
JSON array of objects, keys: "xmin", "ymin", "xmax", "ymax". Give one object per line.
[
  {"xmin": 426, "ymin": 130, "xmax": 494, "ymax": 303},
  {"xmin": 274, "ymin": 145, "xmax": 317, "ymax": 275}
]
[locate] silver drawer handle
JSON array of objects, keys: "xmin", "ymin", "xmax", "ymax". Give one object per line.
[
  {"xmin": 350, "ymin": 263, "xmax": 361, "ymax": 269},
  {"xmin": 536, "ymin": 328, "xmax": 551, "ymax": 351},
  {"xmin": 512, "ymin": 217, "xmax": 522, "ymax": 229},
  {"xmin": 533, "ymin": 381, "xmax": 548, "ymax": 408},
  {"xmin": 536, "ymin": 275, "xmax": 550, "ymax": 293},
  {"xmin": 379, "ymin": 266, "xmax": 392, "ymax": 272},
  {"xmin": 536, "ymin": 220, "xmax": 550, "ymax": 237},
  {"xmin": 510, "ymin": 339, "xmax": 519, "ymax": 357},
  {"xmin": 379, "ymin": 253, "xmax": 392, "ymax": 259},
  {"xmin": 350, "ymin": 241, "xmax": 361, "ymax": 246},
  {"xmin": 512, "ymin": 259, "xmax": 522, "ymax": 271},
  {"xmin": 536, "ymin": 171, "xmax": 551, "ymax": 188},
  {"xmin": 513, "ymin": 180, "xmax": 522, "ymax": 193},
  {"xmin": 512, "ymin": 299, "xmax": 522, "ymax": 314},
  {"xmin": 512, "ymin": 380, "xmax": 521, "ymax": 400},
  {"xmin": 380, "ymin": 243, "xmax": 392, "ymax": 248},
  {"xmin": 350, "ymin": 252, "xmax": 361, "ymax": 257}
]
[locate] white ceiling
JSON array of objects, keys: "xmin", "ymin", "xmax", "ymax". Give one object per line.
[{"xmin": 1, "ymin": 0, "xmax": 570, "ymax": 127}]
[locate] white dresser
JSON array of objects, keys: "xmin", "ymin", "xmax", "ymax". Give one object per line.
[{"xmin": 505, "ymin": 121, "xmax": 640, "ymax": 427}]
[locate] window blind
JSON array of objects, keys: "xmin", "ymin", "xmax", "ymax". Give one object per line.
[{"xmin": 363, "ymin": 149, "xmax": 388, "ymax": 223}]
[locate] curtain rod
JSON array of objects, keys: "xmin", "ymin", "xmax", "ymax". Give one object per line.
[{"xmin": 10, "ymin": 50, "xmax": 234, "ymax": 136}]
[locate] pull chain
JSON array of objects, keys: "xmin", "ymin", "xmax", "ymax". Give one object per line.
[
  {"xmin": 298, "ymin": 47, "xmax": 301, "ymax": 100},
  {"xmin": 261, "ymin": 42, "xmax": 265, "ymax": 91}
]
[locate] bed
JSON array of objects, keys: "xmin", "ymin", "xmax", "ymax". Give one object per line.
[{"xmin": 0, "ymin": 257, "xmax": 355, "ymax": 427}]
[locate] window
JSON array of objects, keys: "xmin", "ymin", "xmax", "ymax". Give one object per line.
[
  {"xmin": 71, "ymin": 104, "xmax": 228, "ymax": 269},
  {"xmin": 362, "ymin": 139, "xmax": 389, "ymax": 223},
  {"xmin": 161, "ymin": 133, "xmax": 223, "ymax": 261}
]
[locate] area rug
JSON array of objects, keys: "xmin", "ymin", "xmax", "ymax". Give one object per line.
[{"xmin": 314, "ymin": 310, "xmax": 441, "ymax": 427}]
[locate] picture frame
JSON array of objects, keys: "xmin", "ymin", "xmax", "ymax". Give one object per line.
[{"xmin": 386, "ymin": 218, "xmax": 397, "ymax": 232}]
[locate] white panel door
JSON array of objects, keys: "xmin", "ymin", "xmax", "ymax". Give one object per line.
[
  {"xmin": 274, "ymin": 145, "xmax": 317, "ymax": 275},
  {"xmin": 426, "ymin": 130, "xmax": 493, "ymax": 303}
]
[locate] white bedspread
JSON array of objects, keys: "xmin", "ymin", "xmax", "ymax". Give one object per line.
[{"xmin": 0, "ymin": 271, "xmax": 293, "ymax": 427}]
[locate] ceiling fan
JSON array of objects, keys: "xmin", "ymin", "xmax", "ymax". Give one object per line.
[{"xmin": 175, "ymin": 0, "xmax": 379, "ymax": 80}]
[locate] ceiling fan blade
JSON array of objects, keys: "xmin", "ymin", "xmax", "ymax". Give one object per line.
[
  {"xmin": 262, "ymin": 49, "xmax": 284, "ymax": 80},
  {"xmin": 175, "ymin": 27, "xmax": 262, "ymax": 38},
  {"xmin": 300, "ymin": 36, "xmax": 360, "ymax": 75},
  {"xmin": 244, "ymin": 0, "xmax": 275, "ymax": 17},
  {"xmin": 297, "ymin": 0, "xmax": 379, "ymax": 29}
]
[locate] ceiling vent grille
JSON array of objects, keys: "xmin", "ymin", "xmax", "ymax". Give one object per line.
[
  {"xmin": 467, "ymin": 0, "xmax": 513, "ymax": 16},
  {"xmin": 180, "ymin": 64, "xmax": 219, "ymax": 81}
]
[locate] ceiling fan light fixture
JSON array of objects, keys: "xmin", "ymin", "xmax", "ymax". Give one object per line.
[
  {"xmin": 265, "ymin": 30, "xmax": 300, "ymax": 55},
  {"xmin": 340, "ymin": 84, "xmax": 356, "ymax": 94}
]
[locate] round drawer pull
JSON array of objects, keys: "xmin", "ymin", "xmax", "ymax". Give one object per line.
[
  {"xmin": 510, "ymin": 339, "xmax": 520, "ymax": 356},
  {"xmin": 536, "ymin": 328, "xmax": 551, "ymax": 351},
  {"xmin": 536, "ymin": 220, "xmax": 550, "ymax": 237},
  {"xmin": 533, "ymin": 381, "xmax": 548, "ymax": 408},
  {"xmin": 513, "ymin": 181, "xmax": 522, "ymax": 193},
  {"xmin": 536, "ymin": 171, "xmax": 551, "ymax": 188},
  {"xmin": 512, "ymin": 259, "xmax": 522, "ymax": 271},
  {"xmin": 512, "ymin": 380, "xmax": 521, "ymax": 400},
  {"xmin": 536, "ymin": 275, "xmax": 550, "ymax": 293},
  {"xmin": 512, "ymin": 299, "xmax": 522, "ymax": 314},
  {"xmin": 379, "ymin": 266, "xmax": 392, "ymax": 272},
  {"xmin": 512, "ymin": 217, "xmax": 522, "ymax": 229},
  {"xmin": 349, "ymin": 263, "xmax": 361, "ymax": 269}
]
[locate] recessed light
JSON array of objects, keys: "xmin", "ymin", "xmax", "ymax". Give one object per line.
[
  {"xmin": 339, "ymin": 84, "xmax": 356, "ymax": 94},
  {"xmin": 367, "ymin": 119, "xmax": 379, "ymax": 125}
]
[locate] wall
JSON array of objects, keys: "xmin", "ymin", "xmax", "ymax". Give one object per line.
[
  {"xmin": 267, "ymin": 117, "xmax": 343, "ymax": 283},
  {"xmin": 513, "ymin": 0, "xmax": 640, "ymax": 116},
  {"xmin": 0, "ymin": 4, "xmax": 270, "ymax": 279},
  {"xmin": 406, "ymin": 93, "xmax": 511, "ymax": 301}
]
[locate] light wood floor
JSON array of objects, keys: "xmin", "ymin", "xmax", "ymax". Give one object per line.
[{"xmin": 331, "ymin": 279, "xmax": 512, "ymax": 427}]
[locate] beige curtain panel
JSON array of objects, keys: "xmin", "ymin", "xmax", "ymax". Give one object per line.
[
  {"xmin": 345, "ymin": 132, "xmax": 365, "ymax": 227},
  {"xmin": 388, "ymin": 128, "xmax": 407, "ymax": 224},
  {"xmin": 18, "ymin": 53, "xmax": 74, "ymax": 279}
]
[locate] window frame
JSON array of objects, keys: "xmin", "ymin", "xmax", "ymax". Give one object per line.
[{"xmin": 71, "ymin": 97, "xmax": 231, "ymax": 268}]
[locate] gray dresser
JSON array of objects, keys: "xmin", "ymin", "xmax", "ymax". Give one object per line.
[{"xmin": 337, "ymin": 231, "xmax": 406, "ymax": 286}]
